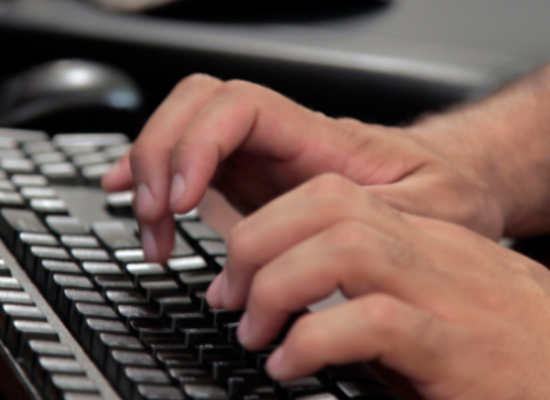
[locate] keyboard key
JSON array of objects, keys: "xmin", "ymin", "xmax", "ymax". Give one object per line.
[
  {"xmin": 104, "ymin": 144, "xmax": 130, "ymax": 160},
  {"xmin": 183, "ymin": 383, "xmax": 229, "ymax": 400},
  {"xmin": 181, "ymin": 222, "xmax": 222, "ymax": 241},
  {"xmin": 105, "ymin": 350, "xmax": 156, "ymax": 383},
  {"xmin": 170, "ymin": 368, "xmax": 213, "ymax": 385},
  {"xmin": 54, "ymin": 133, "xmax": 129, "ymax": 147},
  {"xmin": 35, "ymin": 357, "xmax": 85, "ymax": 389},
  {"xmin": 172, "ymin": 234, "xmax": 195, "ymax": 257},
  {"xmin": 69, "ymin": 303, "xmax": 119, "ymax": 336},
  {"xmin": 155, "ymin": 295, "xmax": 195, "ymax": 314},
  {"xmin": 71, "ymin": 248, "xmax": 111, "ymax": 262},
  {"xmin": 92, "ymin": 221, "xmax": 141, "ymax": 250},
  {"xmin": 178, "ymin": 272, "xmax": 217, "ymax": 293},
  {"xmin": 1, "ymin": 158, "xmax": 35, "ymax": 174},
  {"xmin": 0, "ymin": 128, "xmax": 48, "ymax": 142},
  {"xmin": 0, "ymin": 290, "xmax": 34, "ymax": 304},
  {"xmin": 0, "ymin": 191, "xmax": 25, "ymax": 207},
  {"xmin": 35, "ymin": 260, "xmax": 82, "ymax": 292},
  {"xmin": 72, "ymin": 152, "xmax": 108, "ymax": 167},
  {"xmin": 27, "ymin": 246, "xmax": 70, "ymax": 275},
  {"xmin": 0, "ymin": 304, "xmax": 44, "ymax": 339},
  {"xmin": 11, "ymin": 174, "xmax": 49, "ymax": 187},
  {"xmin": 23, "ymin": 340, "xmax": 73, "ymax": 373},
  {"xmin": 130, "ymin": 320, "xmax": 175, "ymax": 341},
  {"xmin": 49, "ymin": 274, "xmax": 94, "ymax": 305},
  {"xmin": 31, "ymin": 151, "xmax": 67, "ymax": 165},
  {"xmin": 82, "ymin": 163, "xmax": 113, "ymax": 185},
  {"xmin": 95, "ymin": 276, "xmax": 135, "ymax": 291},
  {"xmin": 117, "ymin": 305, "xmax": 160, "ymax": 327},
  {"xmin": 81, "ymin": 261, "xmax": 122, "ymax": 275},
  {"xmin": 105, "ymin": 191, "xmax": 133, "ymax": 217},
  {"xmin": 40, "ymin": 163, "xmax": 78, "ymax": 184},
  {"xmin": 46, "ymin": 216, "xmax": 90, "ymax": 235},
  {"xmin": 115, "ymin": 249, "xmax": 145, "ymax": 263},
  {"xmin": 174, "ymin": 208, "xmax": 200, "ymax": 221},
  {"xmin": 156, "ymin": 351, "xmax": 199, "ymax": 368},
  {"xmin": 279, "ymin": 377, "xmax": 324, "ymax": 400},
  {"xmin": 92, "ymin": 333, "xmax": 143, "ymax": 368},
  {"xmin": 136, "ymin": 384, "xmax": 185, "ymax": 400},
  {"xmin": 167, "ymin": 312, "xmax": 211, "ymax": 331},
  {"xmin": 58, "ymin": 289, "xmax": 105, "ymax": 320},
  {"xmin": 167, "ymin": 256, "xmax": 208, "ymax": 272},
  {"xmin": 80, "ymin": 318, "xmax": 128, "ymax": 352},
  {"xmin": 16, "ymin": 232, "xmax": 59, "ymax": 262},
  {"xmin": 126, "ymin": 263, "xmax": 168, "ymax": 284},
  {"xmin": 20, "ymin": 187, "xmax": 58, "ymax": 199},
  {"xmin": 0, "ymin": 149, "xmax": 25, "ymax": 159},
  {"xmin": 0, "ymin": 208, "xmax": 48, "ymax": 248},
  {"xmin": 7, "ymin": 320, "xmax": 58, "ymax": 355},
  {"xmin": 0, "ymin": 179, "xmax": 16, "ymax": 192},
  {"xmin": 106, "ymin": 290, "xmax": 147, "ymax": 305},
  {"xmin": 47, "ymin": 375, "xmax": 99, "ymax": 399},
  {"xmin": 335, "ymin": 381, "xmax": 397, "ymax": 400},
  {"xmin": 61, "ymin": 235, "xmax": 100, "ymax": 248},
  {"xmin": 0, "ymin": 276, "xmax": 22, "ymax": 290},
  {"xmin": 139, "ymin": 278, "xmax": 180, "ymax": 300},
  {"xmin": 63, "ymin": 393, "xmax": 106, "ymax": 400},
  {"xmin": 30, "ymin": 198, "xmax": 69, "ymax": 215},
  {"xmin": 23, "ymin": 141, "xmax": 57, "ymax": 154},
  {"xmin": 119, "ymin": 367, "xmax": 171, "ymax": 399}
]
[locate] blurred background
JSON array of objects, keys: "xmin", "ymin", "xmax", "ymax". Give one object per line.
[{"xmin": 1, "ymin": 0, "xmax": 549, "ymax": 138}]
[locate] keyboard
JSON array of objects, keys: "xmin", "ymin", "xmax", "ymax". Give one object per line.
[{"xmin": 0, "ymin": 127, "xmax": 401, "ymax": 400}]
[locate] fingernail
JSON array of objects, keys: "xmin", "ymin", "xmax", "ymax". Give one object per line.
[
  {"xmin": 266, "ymin": 347, "xmax": 285, "ymax": 379},
  {"xmin": 140, "ymin": 224, "xmax": 158, "ymax": 261},
  {"xmin": 136, "ymin": 183, "xmax": 155, "ymax": 217},
  {"xmin": 206, "ymin": 274, "xmax": 223, "ymax": 305},
  {"xmin": 237, "ymin": 312, "xmax": 250, "ymax": 346},
  {"xmin": 169, "ymin": 173, "xmax": 186, "ymax": 208}
]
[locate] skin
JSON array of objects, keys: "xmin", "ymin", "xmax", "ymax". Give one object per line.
[{"xmin": 103, "ymin": 65, "xmax": 550, "ymax": 398}]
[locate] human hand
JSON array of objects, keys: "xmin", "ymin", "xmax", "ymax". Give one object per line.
[
  {"xmin": 102, "ymin": 74, "xmax": 504, "ymax": 262},
  {"xmin": 206, "ymin": 173, "xmax": 550, "ymax": 400}
]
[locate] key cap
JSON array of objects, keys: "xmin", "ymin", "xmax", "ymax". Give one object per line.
[
  {"xmin": 82, "ymin": 163, "xmax": 113, "ymax": 185},
  {"xmin": 16, "ymin": 232, "xmax": 59, "ymax": 262},
  {"xmin": 63, "ymin": 393, "xmax": 105, "ymax": 400},
  {"xmin": 92, "ymin": 333, "xmax": 143, "ymax": 368},
  {"xmin": 0, "ymin": 149, "xmax": 25, "ymax": 159},
  {"xmin": 59, "ymin": 144, "xmax": 99, "ymax": 156},
  {"xmin": 170, "ymin": 368, "xmax": 213, "ymax": 385},
  {"xmin": 167, "ymin": 312, "xmax": 211, "ymax": 331},
  {"xmin": 215, "ymin": 257, "xmax": 227, "ymax": 269},
  {"xmin": 208, "ymin": 309, "xmax": 243, "ymax": 329},
  {"xmin": 106, "ymin": 290, "xmax": 147, "ymax": 305},
  {"xmin": 319, "ymin": 364, "xmax": 389, "ymax": 389},
  {"xmin": 69, "ymin": 303, "xmax": 119, "ymax": 336},
  {"xmin": 35, "ymin": 260, "xmax": 82, "ymax": 292},
  {"xmin": 172, "ymin": 234, "xmax": 195, "ymax": 257},
  {"xmin": 30, "ymin": 198, "xmax": 68, "ymax": 215},
  {"xmin": 105, "ymin": 191, "xmax": 133, "ymax": 217},
  {"xmin": 182, "ymin": 328, "xmax": 221, "ymax": 349},
  {"xmin": 335, "ymin": 381, "xmax": 398, "ymax": 400},
  {"xmin": 198, "ymin": 241, "xmax": 227, "ymax": 257},
  {"xmin": 157, "ymin": 352, "xmax": 200, "ymax": 368},
  {"xmin": 20, "ymin": 187, "xmax": 57, "ymax": 199},
  {"xmin": 0, "ymin": 191, "xmax": 25, "ymax": 207},
  {"xmin": 167, "ymin": 255, "xmax": 207, "ymax": 273},
  {"xmin": 179, "ymin": 272, "xmax": 217, "ymax": 293},
  {"xmin": 95, "ymin": 276, "xmax": 135, "ymax": 291},
  {"xmin": 140, "ymin": 278, "xmax": 180, "ymax": 301},
  {"xmin": 58, "ymin": 289, "xmax": 105, "ymax": 320},
  {"xmin": 7, "ymin": 320, "xmax": 58, "ymax": 355},
  {"xmin": 23, "ymin": 340, "xmax": 73, "ymax": 374},
  {"xmin": 61, "ymin": 235, "xmax": 100, "ymax": 248},
  {"xmin": 46, "ymin": 375, "xmax": 99, "ymax": 400},
  {"xmin": 46, "ymin": 216, "xmax": 90, "ymax": 235},
  {"xmin": 136, "ymin": 385, "xmax": 185, "ymax": 400},
  {"xmin": 71, "ymin": 248, "xmax": 111, "ymax": 262},
  {"xmin": 35, "ymin": 357, "xmax": 85, "ymax": 390},
  {"xmin": 295, "ymin": 394, "xmax": 339, "ymax": 400},
  {"xmin": 48, "ymin": 274, "xmax": 94, "ymax": 305},
  {"xmin": 155, "ymin": 295, "xmax": 195, "ymax": 314},
  {"xmin": 11, "ymin": 174, "xmax": 49, "ymax": 187},
  {"xmin": 0, "ymin": 304, "xmax": 44, "ymax": 339},
  {"xmin": 40, "ymin": 163, "xmax": 78, "ymax": 184},
  {"xmin": 0, "ymin": 179, "xmax": 16, "ymax": 192},
  {"xmin": 142, "ymin": 337, "xmax": 187, "ymax": 355},
  {"xmin": 31, "ymin": 151, "xmax": 66, "ymax": 165},
  {"xmin": 82, "ymin": 261, "xmax": 122, "ymax": 275},
  {"xmin": 183, "ymin": 384, "xmax": 229, "ymax": 400},
  {"xmin": 105, "ymin": 350, "xmax": 157, "ymax": 383},
  {"xmin": 0, "ymin": 276, "xmax": 21, "ymax": 290},
  {"xmin": 27, "ymin": 246, "xmax": 70, "ymax": 275},
  {"xmin": 72, "ymin": 152, "xmax": 109, "ymax": 167},
  {"xmin": 280, "ymin": 377, "xmax": 324, "ymax": 400},
  {"xmin": 197, "ymin": 344, "xmax": 238, "ymax": 364},
  {"xmin": 0, "ymin": 138, "xmax": 16, "ymax": 149},
  {"xmin": 119, "ymin": 367, "xmax": 171, "ymax": 400},
  {"xmin": 117, "ymin": 305, "xmax": 160, "ymax": 328},
  {"xmin": 53, "ymin": 133, "xmax": 129, "ymax": 147},
  {"xmin": 0, "ymin": 259, "xmax": 9, "ymax": 276},
  {"xmin": 0, "ymin": 128, "xmax": 48, "ymax": 142},
  {"xmin": 0, "ymin": 208, "xmax": 49, "ymax": 248},
  {"xmin": 92, "ymin": 221, "xmax": 141, "ymax": 250},
  {"xmin": 181, "ymin": 222, "xmax": 222, "ymax": 241},
  {"xmin": 115, "ymin": 249, "xmax": 145, "ymax": 263},
  {"xmin": 23, "ymin": 141, "xmax": 57, "ymax": 154},
  {"xmin": 1, "ymin": 158, "xmax": 35, "ymax": 173},
  {"xmin": 0, "ymin": 290, "xmax": 34, "ymax": 304},
  {"xmin": 80, "ymin": 318, "xmax": 128, "ymax": 352},
  {"xmin": 130, "ymin": 320, "xmax": 175, "ymax": 341},
  {"xmin": 126, "ymin": 263, "xmax": 168, "ymax": 284}
]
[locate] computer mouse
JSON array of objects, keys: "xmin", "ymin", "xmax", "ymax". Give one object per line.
[{"xmin": 0, "ymin": 59, "xmax": 144, "ymax": 135}]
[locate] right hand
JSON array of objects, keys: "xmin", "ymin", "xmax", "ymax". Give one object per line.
[{"xmin": 102, "ymin": 74, "xmax": 504, "ymax": 262}]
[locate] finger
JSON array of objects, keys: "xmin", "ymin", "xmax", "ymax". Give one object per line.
[
  {"xmin": 102, "ymin": 152, "xmax": 132, "ymax": 192},
  {"xmin": 130, "ymin": 74, "xmax": 223, "ymax": 224},
  {"xmin": 265, "ymin": 294, "xmax": 452, "ymax": 386},
  {"xmin": 207, "ymin": 174, "xmax": 409, "ymax": 310},
  {"xmin": 139, "ymin": 213, "xmax": 175, "ymax": 263},
  {"xmin": 236, "ymin": 220, "xmax": 457, "ymax": 350}
]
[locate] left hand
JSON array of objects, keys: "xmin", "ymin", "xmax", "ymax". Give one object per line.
[{"xmin": 207, "ymin": 173, "xmax": 550, "ymax": 400}]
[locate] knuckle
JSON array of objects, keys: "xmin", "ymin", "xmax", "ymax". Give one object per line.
[
  {"xmin": 174, "ymin": 73, "xmax": 217, "ymax": 93},
  {"xmin": 384, "ymin": 236, "xmax": 418, "ymax": 271},
  {"xmin": 302, "ymin": 173, "xmax": 359, "ymax": 203},
  {"xmin": 359, "ymin": 294, "xmax": 402, "ymax": 332},
  {"xmin": 248, "ymin": 272, "xmax": 278, "ymax": 309},
  {"xmin": 226, "ymin": 219, "xmax": 253, "ymax": 268},
  {"xmin": 215, "ymin": 79, "xmax": 255, "ymax": 99},
  {"xmin": 288, "ymin": 314, "xmax": 326, "ymax": 351}
]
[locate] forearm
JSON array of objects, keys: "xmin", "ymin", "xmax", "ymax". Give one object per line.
[{"xmin": 409, "ymin": 64, "xmax": 550, "ymax": 237}]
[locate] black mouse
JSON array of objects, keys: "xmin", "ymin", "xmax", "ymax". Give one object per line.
[{"xmin": 0, "ymin": 59, "xmax": 145, "ymax": 136}]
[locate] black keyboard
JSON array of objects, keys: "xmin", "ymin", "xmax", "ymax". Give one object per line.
[{"xmin": 0, "ymin": 128, "xmax": 401, "ymax": 400}]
